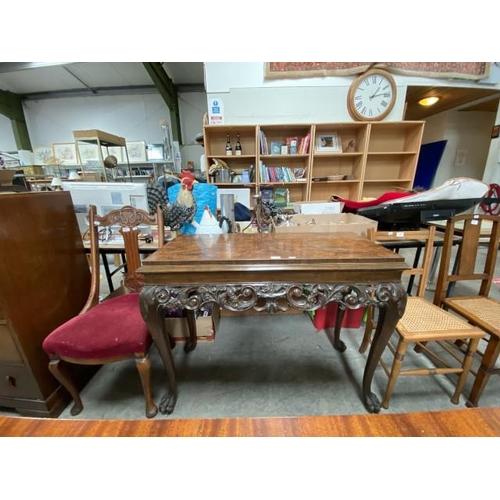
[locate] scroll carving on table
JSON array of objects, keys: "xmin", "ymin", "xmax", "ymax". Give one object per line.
[{"xmin": 141, "ymin": 282, "xmax": 407, "ymax": 317}]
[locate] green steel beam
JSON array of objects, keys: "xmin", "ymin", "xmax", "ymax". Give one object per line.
[
  {"xmin": 0, "ymin": 90, "xmax": 32, "ymax": 151},
  {"xmin": 143, "ymin": 62, "xmax": 183, "ymax": 144}
]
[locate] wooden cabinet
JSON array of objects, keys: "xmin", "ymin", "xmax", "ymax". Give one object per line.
[
  {"xmin": 0, "ymin": 191, "xmax": 97, "ymax": 417},
  {"xmin": 203, "ymin": 120, "xmax": 425, "ymax": 204}
]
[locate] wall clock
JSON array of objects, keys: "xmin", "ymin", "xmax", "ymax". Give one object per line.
[{"xmin": 347, "ymin": 69, "xmax": 397, "ymax": 121}]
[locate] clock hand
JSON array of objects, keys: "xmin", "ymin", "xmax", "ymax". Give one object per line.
[{"xmin": 369, "ymin": 86, "xmax": 381, "ymax": 100}]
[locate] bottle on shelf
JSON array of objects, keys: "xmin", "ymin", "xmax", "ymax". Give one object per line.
[
  {"xmin": 235, "ymin": 134, "xmax": 242, "ymax": 156},
  {"xmin": 225, "ymin": 134, "xmax": 233, "ymax": 156}
]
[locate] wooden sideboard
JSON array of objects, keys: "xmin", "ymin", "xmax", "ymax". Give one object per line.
[{"xmin": 0, "ymin": 191, "xmax": 97, "ymax": 417}]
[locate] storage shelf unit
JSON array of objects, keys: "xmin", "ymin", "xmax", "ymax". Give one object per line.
[{"xmin": 203, "ymin": 120, "xmax": 425, "ymax": 204}]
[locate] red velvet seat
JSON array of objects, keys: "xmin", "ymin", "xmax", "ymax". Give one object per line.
[
  {"xmin": 42, "ymin": 204, "xmax": 165, "ymax": 418},
  {"xmin": 43, "ymin": 293, "xmax": 150, "ymax": 360}
]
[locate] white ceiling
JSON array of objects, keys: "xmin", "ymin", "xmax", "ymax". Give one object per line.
[{"xmin": 0, "ymin": 62, "xmax": 205, "ymax": 98}]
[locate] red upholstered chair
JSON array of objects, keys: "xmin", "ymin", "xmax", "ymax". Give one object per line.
[{"xmin": 42, "ymin": 204, "xmax": 165, "ymax": 418}]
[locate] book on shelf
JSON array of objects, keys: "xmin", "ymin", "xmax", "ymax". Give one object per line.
[
  {"xmin": 298, "ymin": 133, "xmax": 311, "ymax": 154},
  {"xmin": 270, "ymin": 141, "xmax": 282, "ymax": 155},
  {"xmin": 259, "ymin": 162, "xmax": 297, "ymax": 183},
  {"xmin": 286, "ymin": 136, "xmax": 299, "ymax": 154},
  {"xmin": 259, "ymin": 130, "xmax": 269, "ymax": 154}
]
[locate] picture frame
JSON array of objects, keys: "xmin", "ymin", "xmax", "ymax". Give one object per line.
[
  {"xmin": 77, "ymin": 143, "xmax": 100, "ymax": 163},
  {"xmin": 53, "ymin": 142, "xmax": 78, "ymax": 165},
  {"xmin": 316, "ymin": 132, "xmax": 342, "ymax": 152},
  {"xmin": 106, "ymin": 146, "xmax": 125, "ymax": 163},
  {"xmin": 126, "ymin": 141, "xmax": 147, "ymax": 163},
  {"xmin": 491, "ymin": 124, "xmax": 500, "ymax": 139},
  {"xmin": 33, "ymin": 146, "xmax": 53, "ymax": 165},
  {"xmin": 146, "ymin": 143, "xmax": 165, "ymax": 161}
]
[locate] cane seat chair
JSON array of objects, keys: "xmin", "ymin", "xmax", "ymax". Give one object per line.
[
  {"xmin": 433, "ymin": 213, "xmax": 500, "ymax": 408},
  {"xmin": 42, "ymin": 204, "xmax": 165, "ymax": 418},
  {"xmin": 360, "ymin": 226, "xmax": 484, "ymax": 409}
]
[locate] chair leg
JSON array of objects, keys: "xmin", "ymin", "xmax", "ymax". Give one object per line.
[
  {"xmin": 135, "ymin": 355, "xmax": 158, "ymax": 418},
  {"xmin": 48, "ymin": 358, "xmax": 84, "ymax": 416},
  {"xmin": 382, "ymin": 338, "xmax": 408, "ymax": 409},
  {"xmin": 466, "ymin": 334, "xmax": 500, "ymax": 408},
  {"xmin": 451, "ymin": 337, "xmax": 480, "ymax": 405},
  {"xmin": 359, "ymin": 307, "xmax": 374, "ymax": 354}
]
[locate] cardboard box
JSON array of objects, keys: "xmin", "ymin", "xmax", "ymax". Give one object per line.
[
  {"xmin": 164, "ymin": 305, "xmax": 220, "ymax": 343},
  {"xmin": 272, "ymin": 213, "xmax": 377, "ymax": 238},
  {"xmin": 21, "ymin": 165, "xmax": 44, "ymax": 176},
  {"xmin": 293, "ymin": 201, "xmax": 344, "ymax": 214}
]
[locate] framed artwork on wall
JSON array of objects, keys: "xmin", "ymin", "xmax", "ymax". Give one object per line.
[
  {"xmin": 33, "ymin": 146, "xmax": 53, "ymax": 165},
  {"xmin": 77, "ymin": 143, "xmax": 100, "ymax": 163},
  {"xmin": 53, "ymin": 143, "xmax": 78, "ymax": 165},
  {"xmin": 104, "ymin": 146, "xmax": 125, "ymax": 163},
  {"xmin": 126, "ymin": 141, "xmax": 147, "ymax": 163}
]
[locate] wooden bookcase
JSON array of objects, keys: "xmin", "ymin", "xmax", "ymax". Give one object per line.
[{"xmin": 203, "ymin": 120, "xmax": 425, "ymax": 205}]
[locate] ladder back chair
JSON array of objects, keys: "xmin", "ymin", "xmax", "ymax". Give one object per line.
[
  {"xmin": 433, "ymin": 213, "xmax": 500, "ymax": 408},
  {"xmin": 43, "ymin": 204, "xmax": 166, "ymax": 418},
  {"xmin": 360, "ymin": 226, "xmax": 484, "ymax": 409}
]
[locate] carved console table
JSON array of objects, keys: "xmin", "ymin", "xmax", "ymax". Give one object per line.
[{"xmin": 138, "ymin": 232, "xmax": 408, "ymax": 415}]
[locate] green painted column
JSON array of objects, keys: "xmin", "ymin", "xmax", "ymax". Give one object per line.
[
  {"xmin": 143, "ymin": 62, "xmax": 183, "ymax": 145},
  {"xmin": 0, "ymin": 90, "xmax": 32, "ymax": 151}
]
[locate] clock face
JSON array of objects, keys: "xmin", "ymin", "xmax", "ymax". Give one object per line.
[{"xmin": 347, "ymin": 70, "xmax": 396, "ymax": 121}]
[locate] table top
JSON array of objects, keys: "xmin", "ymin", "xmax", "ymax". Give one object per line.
[
  {"xmin": 139, "ymin": 232, "xmax": 408, "ymax": 285},
  {"xmin": 1, "ymin": 407, "xmax": 499, "ymax": 436}
]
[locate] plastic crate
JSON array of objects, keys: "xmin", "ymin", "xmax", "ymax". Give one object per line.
[{"xmin": 311, "ymin": 302, "xmax": 365, "ymax": 330}]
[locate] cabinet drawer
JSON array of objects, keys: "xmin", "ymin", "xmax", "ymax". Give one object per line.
[
  {"xmin": 0, "ymin": 364, "xmax": 42, "ymax": 399},
  {"xmin": 0, "ymin": 322, "xmax": 23, "ymax": 363}
]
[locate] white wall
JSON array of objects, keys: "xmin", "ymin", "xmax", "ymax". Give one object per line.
[
  {"xmin": 422, "ymin": 110, "xmax": 495, "ymax": 187},
  {"xmin": 0, "ymin": 114, "xmax": 17, "ymax": 151},
  {"xmin": 482, "ymin": 105, "xmax": 500, "ymax": 185},
  {"xmin": 0, "ymin": 91, "xmax": 207, "ymax": 171},
  {"xmin": 177, "ymin": 91, "xmax": 207, "ymax": 170},
  {"xmin": 205, "ymin": 62, "xmax": 404, "ymax": 123},
  {"xmin": 23, "ymin": 94, "xmax": 171, "ymax": 148}
]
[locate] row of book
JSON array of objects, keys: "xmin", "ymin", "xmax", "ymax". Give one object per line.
[
  {"xmin": 259, "ymin": 131, "xmax": 311, "ymax": 155},
  {"xmin": 259, "ymin": 162, "xmax": 303, "ymax": 183}
]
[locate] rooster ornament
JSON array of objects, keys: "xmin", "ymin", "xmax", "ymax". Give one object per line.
[{"xmin": 164, "ymin": 170, "xmax": 197, "ymax": 231}]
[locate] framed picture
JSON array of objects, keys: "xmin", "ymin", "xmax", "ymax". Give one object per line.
[
  {"xmin": 146, "ymin": 143, "xmax": 165, "ymax": 161},
  {"xmin": 77, "ymin": 143, "xmax": 100, "ymax": 162},
  {"xmin": 33, "ymin": 146, "xmax": 53, "ymax": 165},
  {"xmin": 316, "ymin": 132, "xmax": 342, "ymax": 152},
  {"xmin": 491, "ymin": 125, "xmax": 500, "ymax": 139},
  {"xmin": 126, "ymin": 141, "xmax": 147, "ymax": 163},
  {"xmin": 53, "ymin": 143, "xmax": 78, "ymax": 165},
  {"xmin": 105, "ymin": 146, "xmax": 125, "ymax": 163}
]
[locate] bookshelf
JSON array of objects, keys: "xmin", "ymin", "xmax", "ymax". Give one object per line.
[{"xmin": 203, "ymin": 120, "xmax": 425, "ymax": 206}]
